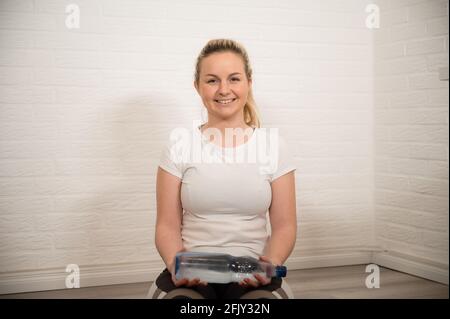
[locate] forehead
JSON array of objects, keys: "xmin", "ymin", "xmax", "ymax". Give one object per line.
[{"xmin": 200, "ymin": 52, "xmax": 245, "ymax": 75}]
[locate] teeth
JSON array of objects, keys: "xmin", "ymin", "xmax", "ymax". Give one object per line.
[{"xmin": 216, "ymin": 99, "xmax": 235, "ymax": 104}]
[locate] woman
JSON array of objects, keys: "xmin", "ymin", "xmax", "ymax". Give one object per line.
[{"xmin": 151, "ymin": 39, "xmax": 297, "ymax": 299}]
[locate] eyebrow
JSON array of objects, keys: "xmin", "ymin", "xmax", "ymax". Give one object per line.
[{"xmin": 204, "ymin": 72, "xmax": 242, "ymax": 77}]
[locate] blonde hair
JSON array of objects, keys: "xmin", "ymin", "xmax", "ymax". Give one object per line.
[{"xmin": 194, "ymin": 39, "xmax": 261, "ymax": 128}]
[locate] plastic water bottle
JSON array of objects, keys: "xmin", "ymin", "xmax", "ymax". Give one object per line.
[{"xmin": 174, "ymin": 252, "xmax": 287, "ymax": 284}]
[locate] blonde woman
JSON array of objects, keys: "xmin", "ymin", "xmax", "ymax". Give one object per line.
[{"xmin": 151, "ymin": 39, "xmax": 297, "ymax": 299}]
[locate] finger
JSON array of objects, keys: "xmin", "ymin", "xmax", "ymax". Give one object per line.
[
  {"xmin": 255, "ymin": 274, "xmax": 269, "ymax": 283},
  {"xmin": 175, "ymin": 278, "xmax": 188, "ymax": 287},
  {"xmin": 185, "ymin": 279, "xmax": 197, "ymax": 287},
  {"xmin": 244, "ymin": 278, "xmax": 259, "ymax": 288},
  {"xmin": 254, "ymin": 274, "xmax": 264, "ymax": 283},
  {"xmin": 254, "ymin": 274, "xmax": 271, "ymax": 286},
  {"xmin": 186, "ymin": 278, "xmax": 201, "ymax": 287}
]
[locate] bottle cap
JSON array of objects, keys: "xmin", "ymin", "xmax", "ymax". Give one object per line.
[
  {"xmin": 175, "ymin": 255, "xmax": 180, "ymax": 275},
  {"xmin": 275, "ymin": 266, "xmax": 287, "ymax": 277}
]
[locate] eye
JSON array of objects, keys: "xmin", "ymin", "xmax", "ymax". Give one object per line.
[
  {"xmin": 231, "ymin": 77, "xmax": 240, "ymax": 82},
  {"xmin": 207, "ymin": 79, "xmax": 217, "ymax": 84}
]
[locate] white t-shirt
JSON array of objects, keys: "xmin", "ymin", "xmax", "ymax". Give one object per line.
[{"xmin": 158, "ymin": 124, "xmax": 296, "ymax": 258}]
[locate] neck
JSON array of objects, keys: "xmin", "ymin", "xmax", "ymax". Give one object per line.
[
  {"xmin": 200, "ymin": 118, "xmax": 254, "ymax": 148},
  {"xmin": 203, "ymin": 110, "xmax": 250, "ymax": 131},
  {"xmin": 203, "ymin": 121, "xmax": 250, "ymax": 132}
]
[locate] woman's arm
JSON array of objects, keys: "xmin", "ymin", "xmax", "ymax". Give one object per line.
[
  {"xmin": 155, "ymin": 167, "xmax": 207, "ymax": 287},
  {"xmin": 264, "ymin": 171, "xmax": 297, "ymax": 265},
  {"xmin": 155, "ymin": 167, "xmax": 184, "ymax": 271},
  {"xmin": 241, "ymin": 171, "xmax": 297, "ymax": 288}
]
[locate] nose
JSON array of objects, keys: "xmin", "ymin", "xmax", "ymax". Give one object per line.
[{"xmin": 217, "ymin": 81, "xmax": 231, "ymax": 96}]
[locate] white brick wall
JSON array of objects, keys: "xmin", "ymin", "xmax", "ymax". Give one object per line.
[
  {"xmin": 0, "ymin": 0, "xmax": 446, "ymax": 293},
  {"xmin": 374, "ymin": 0, "xmax": 449, "ymax": 270}
]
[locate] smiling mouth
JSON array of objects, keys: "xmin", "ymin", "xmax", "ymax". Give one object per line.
[{"xmin": 214, "ymin": 98, "xmax": 237, "ymax": 105}]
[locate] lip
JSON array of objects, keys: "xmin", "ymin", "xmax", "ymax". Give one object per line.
[{"xmin": 214, "ymin": 98, "xmax": 237, "ymax": 105}]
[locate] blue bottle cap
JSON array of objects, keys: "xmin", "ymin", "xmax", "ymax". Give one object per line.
[{"xmin": 275, "ymin": 266, "xmax": 287, "ymax": 277}]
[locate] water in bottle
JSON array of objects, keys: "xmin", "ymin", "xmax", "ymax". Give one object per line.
[{"xmin": 174, "ymin": 252, "xmax": 287, "ymax": 284}]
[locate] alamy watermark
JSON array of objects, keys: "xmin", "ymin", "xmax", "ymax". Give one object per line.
[
  {"xmin": 365, "ymin": 4, "xmax": 380, "ymax": 29},
  {"xmin": 365, "ymin": 264, "xmax": 380, "ymax": 288},
  {"xmin": 168, "ymin": 120, "xmax": 280, "ymax": 175},
  {"xmin": 65, "ymin": 4, "xmax": 80, "ymax": 29},
  {"xmin": 65, "ymin": 264, "xmax": 80, "ymax": 288}
]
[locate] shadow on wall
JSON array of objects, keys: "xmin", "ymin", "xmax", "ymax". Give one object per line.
[{"xmin": 58, "ymin": 93, "xmax": 180, "ymax": 272}]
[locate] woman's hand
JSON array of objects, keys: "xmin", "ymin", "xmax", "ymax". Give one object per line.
[
  {"xmin": 169, "ymin": 261, "xmax": 208, "ymax": 287},
  {"xmin": 238, "ymin": 255, "xmax": 274, "ymax": 288}
]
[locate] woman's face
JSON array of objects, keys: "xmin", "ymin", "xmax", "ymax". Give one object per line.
[{"xmin": 195, "ymin": 52, "xmax": 252, "ymax": 123}]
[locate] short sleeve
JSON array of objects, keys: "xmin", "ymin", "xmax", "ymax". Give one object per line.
[
  {"xmin": 270, "ymin": 135, "xmax": 296, "ymax": 182},
  {"xmin": 158, "ymin": 137, "xmax": 185, "ymax": 179}
]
